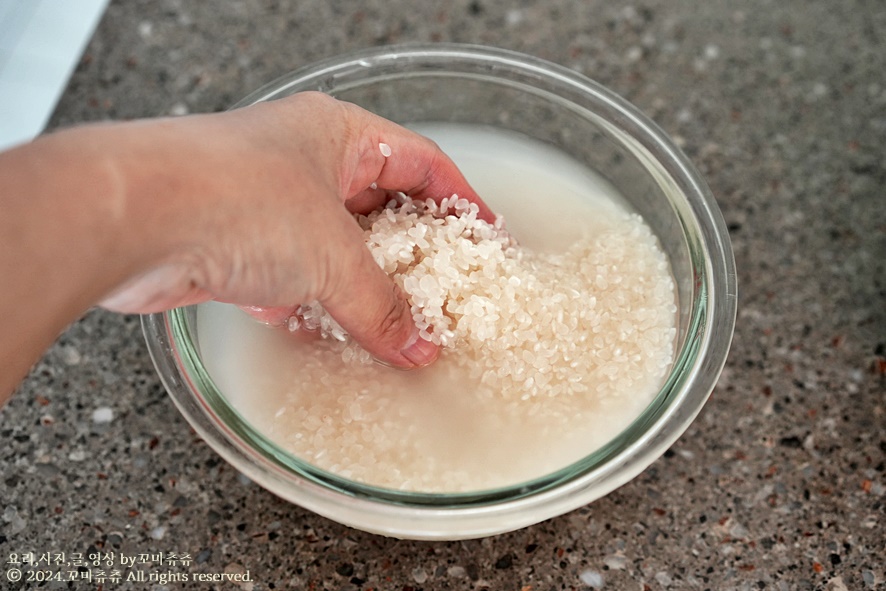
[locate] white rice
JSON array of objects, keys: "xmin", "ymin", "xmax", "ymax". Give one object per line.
[
  {"xmin": 202, "ymin": 191, "xmax": 677, "ymax": 492},
  {"xmin": 291, "ymin": 194, "xmax": 676, "ymax": 403}
]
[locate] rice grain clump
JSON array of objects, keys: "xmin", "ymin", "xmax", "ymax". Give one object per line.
[{"xmin": 292, "ymin": 194, "xmax": 676, "ymax": 402}]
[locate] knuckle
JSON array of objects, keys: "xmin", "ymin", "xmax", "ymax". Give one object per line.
[{"xmin": 376, "ymin": 286, "xmax": 410, "ymax": 341}]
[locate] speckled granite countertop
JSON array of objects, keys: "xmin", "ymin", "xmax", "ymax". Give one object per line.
[{"xmin": 3, "ymin": 1, "xmax": 884, "ymax": 589}]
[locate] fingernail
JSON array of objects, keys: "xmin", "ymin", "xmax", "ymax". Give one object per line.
[{"xmin": 400, "ymin": 333, "xmax": 439, "ymax": 367}]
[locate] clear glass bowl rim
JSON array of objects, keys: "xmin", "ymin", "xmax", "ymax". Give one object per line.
[{"xmin": 142, "ymin": 43, "xmax": 737, "ymax": 539}]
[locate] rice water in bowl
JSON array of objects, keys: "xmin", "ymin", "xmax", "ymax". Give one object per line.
[
  {"xmin": 200, "ymin": 124, "xmax": 675, "ymax": 492},
  {"xmin": 142, "ymin": 45, "xmax": 737, "ymax": 540}
]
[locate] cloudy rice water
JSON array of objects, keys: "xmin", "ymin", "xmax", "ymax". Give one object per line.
[{"xmin": 198, "ymin": 125, "xmax": 677, "ymax": 492}]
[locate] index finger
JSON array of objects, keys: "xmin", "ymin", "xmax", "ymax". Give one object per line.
[{"xmin": 342, "ymin": 105, "xmax": 497, "ymax": 224}]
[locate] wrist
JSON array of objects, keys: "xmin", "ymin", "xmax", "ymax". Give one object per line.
[{"xmin": 95, "ymin": 117, "xmax": 220, "ymax": 310}]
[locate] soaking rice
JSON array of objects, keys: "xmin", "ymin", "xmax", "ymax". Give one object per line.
[
  {"xmin": 202, "ymin": 187, "xmax": 678, "ymax": 491},
  {"xmin": 291, "ymin": 194, "xmax": 676, "ymax": 402}
]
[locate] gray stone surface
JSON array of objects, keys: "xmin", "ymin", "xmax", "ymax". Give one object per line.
[{"xmin": 3, "ymin": 0, "xmax": 884, "ymax": 589}]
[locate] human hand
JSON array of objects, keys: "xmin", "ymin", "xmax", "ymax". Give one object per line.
[{"xmin": 98, "ymin": 92, "xmax": 493, "ymax": 368}]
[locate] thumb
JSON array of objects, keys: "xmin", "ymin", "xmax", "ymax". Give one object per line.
[{"xmin": 320, "ymin": 215, "xmax": 439, "ymax": 369}]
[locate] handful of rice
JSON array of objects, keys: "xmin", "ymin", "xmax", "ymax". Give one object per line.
[{"xmin": 292, "ymin": 194, "xmax": 513, "ymax": 346}]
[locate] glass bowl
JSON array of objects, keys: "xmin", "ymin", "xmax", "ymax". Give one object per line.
[{"xmin": 142, "ymin": 44, "xmax": 736, "ymax": 540}]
